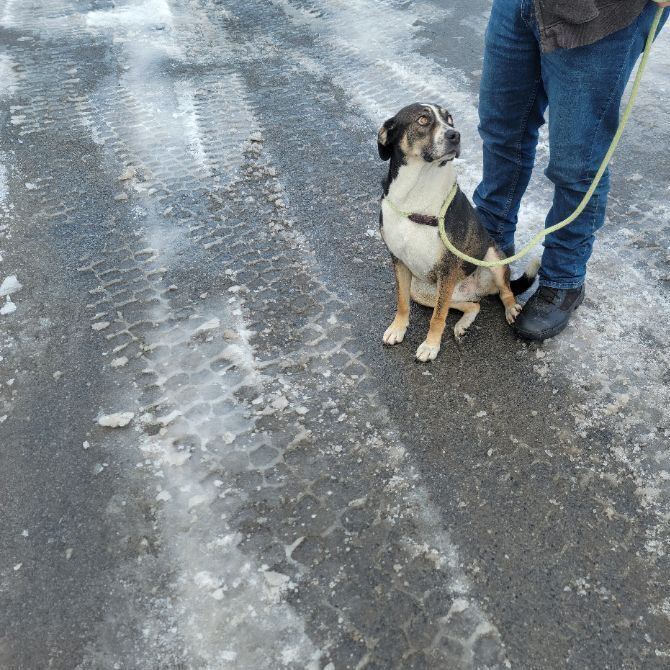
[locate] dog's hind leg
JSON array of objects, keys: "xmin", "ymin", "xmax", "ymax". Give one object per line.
[
  {"xmin": 410, "ymin": 277, "xmax": 436, "ymax": 308},
  {"xmin": 451, "ymin": 301, "xmax": 480, "ymax": 340},
  {"xmin": 383, "ymin": 259, "xmax": 412, "ymax": 345},
  {"xmin": 490, "ymin": 264, "xmax": 522, "ymax": 324},
  {"xmin": 482, "ymin": 247, "xmax": 521, "ymax": 323}
]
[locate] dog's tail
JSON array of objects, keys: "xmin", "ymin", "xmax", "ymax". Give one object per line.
[{"xmin": 510, "ymin": 257, "xmax": 540, "ymax": 296}]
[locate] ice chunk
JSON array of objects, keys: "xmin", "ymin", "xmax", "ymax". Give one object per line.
[
  {"xmin": 194, "ymin": 571, "xmax": 219, "ymax": 590},
  {"xmin": 195, "ymin": 318, "xmax": 220, "ymax": 333},
  {"xmin": 97, "ymin": 411, "xmax": 134, "ymax": 427},
  {"xmin": 0, "ymin": 297, "xmax": 16, "ymax": 315},
  {"xmin": 0, "ymin": 275, "xmax": 21, "ymax": 297},
  {"xmin": 156, "ymin": 409, "xmax": 181, "ymax": 426},
  {"xmin": 188, "ymin": 494, "xmax": 207, "ymax": 509},
  {"xmin": 271, "ymin": 395, "xmax": 289, "ymax": 411},
  {"xmin": 262, "ymin": 570, "xmax": 291, "ymax": 602},
  {"xmin": 118, "ymin": 165, "xmax": 136, "ymax": 181}
]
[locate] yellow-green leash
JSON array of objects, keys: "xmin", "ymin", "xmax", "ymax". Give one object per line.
[{"xmin": 394, "ymin": 4, "xmax": 664, "ymax": 269}]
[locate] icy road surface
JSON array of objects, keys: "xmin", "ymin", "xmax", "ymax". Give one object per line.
[{"xmin": 1, "ymin": 1, "xmax": 669, "ymax": 668}]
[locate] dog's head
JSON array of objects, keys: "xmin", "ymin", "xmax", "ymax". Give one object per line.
[{"xmin": 377, "ymin": 103, "xmax": 460, "ymax": 164}]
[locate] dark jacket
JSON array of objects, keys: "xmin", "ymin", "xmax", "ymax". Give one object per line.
[{"xmin": 534, "ymin": 0, "xmax": 649, "ymax": 52}]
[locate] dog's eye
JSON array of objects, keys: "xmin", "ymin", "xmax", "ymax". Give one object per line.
[
  {"xmin": 446, "ymin": 115, "xmax": 454, "ymax": 126},
  {"xmin": 417, "ymin": 115, "xmax": 430, "ymax": 126}
]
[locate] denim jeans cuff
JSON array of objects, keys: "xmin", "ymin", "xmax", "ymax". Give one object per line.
[{"xmin": 538, "ymin": 279, "xmax": 584, "ymax": 290}]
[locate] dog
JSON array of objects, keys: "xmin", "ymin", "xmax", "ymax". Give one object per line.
[{"xmin": 377, "ymin": 102, "xmax": 538, "ymax": 362}]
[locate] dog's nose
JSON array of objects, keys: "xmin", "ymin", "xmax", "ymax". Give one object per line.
[{"xmin": 446, "ymin": 129, "xmax": 460, "ymax": 143}]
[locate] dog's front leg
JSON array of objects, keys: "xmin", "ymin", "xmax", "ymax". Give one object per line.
[
  {"xmin": 416, "ymin": 272, "xmax": 457, "ymax": 362},
  {"xmin": 383, "ymin": 258, "xmax": 412, "ymax": 345}
]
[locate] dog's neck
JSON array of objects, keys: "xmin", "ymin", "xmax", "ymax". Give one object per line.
[{"xmin": 385, "ymin": 157, "xmax": 456, "ymax": 215}]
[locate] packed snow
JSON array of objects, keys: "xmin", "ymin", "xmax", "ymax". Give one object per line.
[{"xmin": 97, "ymin": 412, "xmax": 135, "ymax": 427}]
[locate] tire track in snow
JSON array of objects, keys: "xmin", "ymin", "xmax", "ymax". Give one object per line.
[
  {"xmin": 0, "ymin": 6, "xmax": 186, "ymax": 668},
  {"xmin": 270, "ymin": 0, "xmax": 478, "ymax": 191},
  {"xmin": 70, "ymin": 2, "xmax": 324, "ymax": 667},
  {"xmin": 1, "ymin": 0, "xmax": 321, "ymax": 666}
]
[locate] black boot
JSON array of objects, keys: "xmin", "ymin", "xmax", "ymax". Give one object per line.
[{"xmin": 513, "ymin": 285, "xmax": 585, "ymax": 341}]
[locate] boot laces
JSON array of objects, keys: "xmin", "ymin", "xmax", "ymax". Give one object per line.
[{"xmin": 536, "ymin": 286, "xmax": 561, "ymax": 305}]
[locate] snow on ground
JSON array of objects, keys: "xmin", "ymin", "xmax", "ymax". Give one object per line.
[
  {"xmin": 0, "ymin": 54, "xmax": 18, "ymax": 97},
  {"xmin": 128, "ymin": 296, "xmax": 324, "ymax": 668},
  {"xmin": 0, "ymin": 274, "xmax": 21, "ymax": 296},
  {"xmin": 0, "ymin": 157, "xmax": 8, "ymax": 212},
  {"xmin": 86, "ymin": 0, "xmax": 174, "ymax": 32},
  {"xmin": 0, "ymin": 0, "xmax": 16, "ymax": 29},
  {"xmin": 268, "ymin": 0, "xmax": 473, "ymax": 166}
]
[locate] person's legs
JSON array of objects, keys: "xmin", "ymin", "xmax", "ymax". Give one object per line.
[
  {"xmin": 473, "ymin": 0, "xmax": 547, "ymax": 254},
  {"xmin": 514, "ymin": 3, "xmax": 668, "ymax": 340},
  {"xmin": 536, "ymin": 2, "xmax": 668, "ymax": 289}
]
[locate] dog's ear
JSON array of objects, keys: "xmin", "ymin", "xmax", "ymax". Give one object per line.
[{"xmin": 377, "ymin": 117, "xmax": 397, "ymax": 161}]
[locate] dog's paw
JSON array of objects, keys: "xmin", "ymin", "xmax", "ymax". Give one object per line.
[
  {"xmin": 415, "ymin": 340, "xmax": 440, "ymax": 362},
  {"xmin": 383, "ymin": 323, "xmax": 407, "ymax": 345},
  {"xmin": 454, "ymin": 323, "xmax": 468, "ymax": 340},
  {"xmin": 505, "ymin": 303, "xmax": 522, "ymax": 324}
]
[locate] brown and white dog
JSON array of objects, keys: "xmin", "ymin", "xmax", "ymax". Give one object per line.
[{"xmin": 377, "ymin": 103, "xmax": 538, "ymax": 361}]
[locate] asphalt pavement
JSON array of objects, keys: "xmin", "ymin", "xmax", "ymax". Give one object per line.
[{"xmin": 1, "ymin": 1, "xmax": 669, "ymax": 668}]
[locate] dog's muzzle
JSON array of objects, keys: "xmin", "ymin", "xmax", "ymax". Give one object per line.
[
  {"xmin": 444, "ymin": 128, "xmax": 461, "ymax": 159},
  {"xmin": 425, "ymin": 128, "xmax": 461, "ymax": 162}
]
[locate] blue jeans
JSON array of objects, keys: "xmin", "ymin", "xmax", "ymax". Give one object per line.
[{"xmin": 473, "ymin": 0, "xmax": 667, "ymax": 289}]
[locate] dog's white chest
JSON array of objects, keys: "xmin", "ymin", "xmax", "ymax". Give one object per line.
[
  {"xmin": 380, "ymin": 161, "xmax": 456, "ymax": 281},
  {"xmin": 382, "ymin": 207, "xmax": 444, "ymax": 279},
  {"xmin": 381, "ymin": 206, "xmax": 442, "ymax": 281}
]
